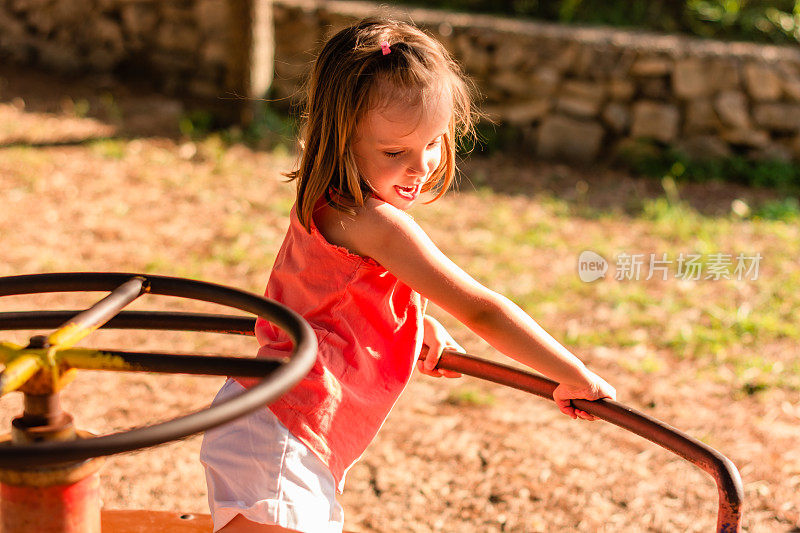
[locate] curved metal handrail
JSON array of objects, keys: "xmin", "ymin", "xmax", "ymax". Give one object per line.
[{"xmin": 429, "ymin": 349, "xmax": 743, "ymax": 533}]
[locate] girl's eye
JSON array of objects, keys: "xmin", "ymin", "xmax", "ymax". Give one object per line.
[{"xmin": 383, "ymin": 138, "xmax": 440, "ymax": 158}]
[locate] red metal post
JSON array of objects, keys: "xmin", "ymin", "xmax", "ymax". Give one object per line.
[
  {"xmin": 0, "ymin": 405, "xmax": 104, "ymax": 533},
  {"xmin": 0, "ymin": 469, "xmax": 102, "ymax": 533}
]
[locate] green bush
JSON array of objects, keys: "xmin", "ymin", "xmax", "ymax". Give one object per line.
[
  {"xmin": 243, "ymin": 104, "xmax": 298, "ymax": 147},
  {"xmin": 179, "ymin": 110, "xmax": 216, "ymax": 139},
  {"xmin": 616, "ymin": 139, "xmax": 800, "ymax": 194},
  {"xmin": 392, "ymin": 0, "xmax": 800, "ymax": 45},
  {"xmin": 178, "ymin": 104, "xmax": 298, "ymax": 151},
  {"xmin": 754, "ymin": 197, "xmax": 800, "ymax": 221}
]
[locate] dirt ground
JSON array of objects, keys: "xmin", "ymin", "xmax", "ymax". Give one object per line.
[{"xmin": 0, "ymin": 66, "xmax": 798, "ymax": 532}]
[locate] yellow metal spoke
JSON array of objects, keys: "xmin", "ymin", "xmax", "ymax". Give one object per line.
[
  {"xmin": 46, "ymin": 322, "xmax": 94, "ymax": 352},
  {"xmin": 45, "ymin": 277, "xmax": 148, "ymax": 351},
  {"xmin": 0, "ymin": 341, "xmax": 24, "ymax": 365},
  {"xmin": 0, "ymin": 354, "xmax": 42, "ymax": 395},
  {"xmin": 0, "ymin": 342, "xmax": 81, "ymax": 394}
]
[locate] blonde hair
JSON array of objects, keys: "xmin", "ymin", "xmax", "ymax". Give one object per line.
[{"xmin": 286, "ymin": 17, "xmax": 476, "ymax": 232}]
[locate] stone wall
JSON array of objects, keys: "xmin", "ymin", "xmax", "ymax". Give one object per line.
[
  {"xmin": 2, "ymin": 0, "xmax": 799, "ymax": 162},
  {"xmin": 271, "ymin": 0, "xmax": 800, "ymax": 163},
  {"xmin": 0, "ymin": 0, "xmax": 272, "ymax": 119}
]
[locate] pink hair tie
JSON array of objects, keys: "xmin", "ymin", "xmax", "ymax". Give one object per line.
[{"xmin": 380, "ymin": 41, "xmax": 391, "ymax": 55}]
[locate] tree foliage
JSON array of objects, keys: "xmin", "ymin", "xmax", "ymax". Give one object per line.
[{"xmin": 395, "ymin": 0, "xmax": 800, "ymax": 45}]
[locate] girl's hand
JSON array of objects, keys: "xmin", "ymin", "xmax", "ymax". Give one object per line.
[
  {"xmin": 552, "ymin": 370, "xmax": 616, "ymax": 421},
  {"xmin": 419, "ymin": 315, "xmax": 463, "ymax": 378}
]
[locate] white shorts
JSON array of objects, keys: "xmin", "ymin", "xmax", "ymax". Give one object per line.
[{"xmin": 200, "ymin": 379, "xmax": 344, "ymax": 533}]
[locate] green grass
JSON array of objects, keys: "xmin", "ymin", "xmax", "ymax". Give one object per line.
[
  {"xmin": 444, "ymin": 387, "xmax": 497, "ymax": 407},
  {"xmin": 89, "ymin": 138, "xmax": 126, "ymax": 159},
  {"xmin": 620, "ymin": 353, "xmax": 664, "ymax": 375}
]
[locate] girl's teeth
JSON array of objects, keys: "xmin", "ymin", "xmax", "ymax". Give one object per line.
[{"xmin": 396, "ymin": 184, "xmax": 419, "ymax": 199}]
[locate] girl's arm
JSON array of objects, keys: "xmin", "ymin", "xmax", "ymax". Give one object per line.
[{"xmin": 337, "ymin": 200, "xmax": 615, "ymax": 419}]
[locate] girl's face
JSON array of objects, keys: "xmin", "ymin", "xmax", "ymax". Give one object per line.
[{"xmin": 351, "ymin": 87, "xmax": 452, "ymax": 210}]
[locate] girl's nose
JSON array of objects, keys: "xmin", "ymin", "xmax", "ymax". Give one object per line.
[
  {"xmin": 407, "ymin": 163, "xmax": 425, "ymax": 177},
  {"xmin": 407, "ymin": 151, "xmax": 432, "ymax": 176}
]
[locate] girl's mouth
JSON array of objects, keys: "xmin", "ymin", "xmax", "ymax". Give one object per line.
[{"xmin": 395, "ymin": 183, "xmax": 421, "ymax": 200}]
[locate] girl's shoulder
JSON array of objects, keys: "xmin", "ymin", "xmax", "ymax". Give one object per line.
[
  {"xmin": 316, "ymin": 198, "xmax": 494, "ymax": 323},
  {"xmin": 312, "ymin": 201, "xmax": 352, "ymax": 252},
  {"xmin": 314, "ymin": 198, "xmax": 415, "ymax": 260}
]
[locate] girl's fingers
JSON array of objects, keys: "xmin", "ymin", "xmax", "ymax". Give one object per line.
[
  {"xmin": 417, "ymin": 358, "xmax": 461, "ymax": 379},
  {"xmin": 556, "ymin": 399, "xmax": 577, "ymax": 419},
  {"xmin": 424, "ymin": 343, "xmax": 441, "ymax": 371},
  {"xmin": 557, "ymin": 400, "xmax": 598, "ymax": 421},
  {"xmin": 420, "ymin": 340, "xmax": 462, "ymax": 378},
  {"xmin": 435, "ymin": 343, "xmax": 465, "ymax": 377},
  {"xmin": 417, "ymin": 360, "xmax": 442, "ymax": 377}
]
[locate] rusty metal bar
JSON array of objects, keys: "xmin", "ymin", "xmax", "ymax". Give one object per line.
[
  {"xmin": 427, "ymin": 349, "xmax": 743, "ymax": 533},
  {"xmin": 58, "ymin": 348, "xmax": 281, "ymax": 377},
  {"xmin": 46, "ymin": 277, "xmax": 149, "ymax": 350},
  {"xmin": 0, "ymin": 311, "xmax": 256, "ymax": 336}
]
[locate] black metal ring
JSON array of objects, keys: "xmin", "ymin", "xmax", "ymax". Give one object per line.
[{"xmin": 0, "ymin": 273, "xmax": 317, "ymax": 467}]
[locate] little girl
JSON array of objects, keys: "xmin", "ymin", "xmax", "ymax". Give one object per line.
[{"xmin": 200, "ymin": 17, "xmax": 615, "ymax": 533}]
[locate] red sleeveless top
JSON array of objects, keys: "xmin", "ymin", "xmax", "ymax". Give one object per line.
[{"xmin": 237, "ymin": 201, "xmax": 427, "ymax": 490}]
